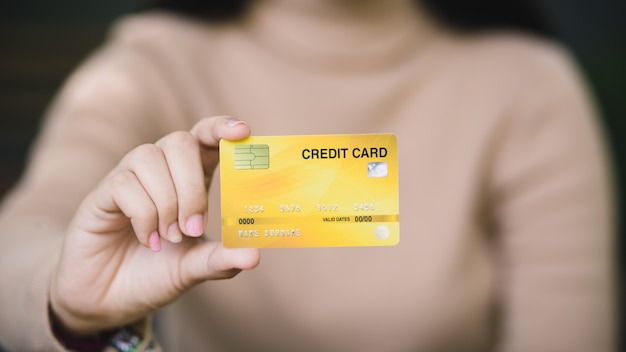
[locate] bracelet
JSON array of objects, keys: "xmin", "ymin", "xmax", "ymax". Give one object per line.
[{"xmin": 109, "ymin": 327, "xmax": 155, "ymax": 352}]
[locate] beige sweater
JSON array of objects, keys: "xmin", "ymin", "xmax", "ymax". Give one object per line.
[{"xmin": 0, "ymin": 6, "xmax": 614, "ymax": 352}]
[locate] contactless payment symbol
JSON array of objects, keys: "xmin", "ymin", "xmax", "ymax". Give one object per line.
[
  {"xmin": 234, "ymin": 144, "xmax": 269, "ymax": 169},
  {"xmin": 367, "ymin": 162, "xmax": 388, "ymax": 178}
]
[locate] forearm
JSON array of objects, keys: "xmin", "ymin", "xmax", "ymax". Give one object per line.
[{"xmin": 0, "ymin": 216, "xmax": 66, "ymax": 350}]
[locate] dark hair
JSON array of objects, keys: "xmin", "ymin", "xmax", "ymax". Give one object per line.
[
  {"xmin": 148, "ymin": 0, "xmax": 251, "ymax": 21},
  {"xmin": 422, "ymin": 0, "xmax": 556, "ymax": 38},
  {"xmin": 149, "ymin": 0, "xmax": 556, "ymax": 38}
]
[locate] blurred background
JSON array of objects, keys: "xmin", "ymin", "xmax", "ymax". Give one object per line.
[{"xmin": 1, "ymin": 0, "xmax": 624, "ymax": 347}]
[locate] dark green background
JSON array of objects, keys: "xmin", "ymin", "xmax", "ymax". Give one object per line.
[{"xmin": 1, "ymin": 0, "xmax": 624, "ymax": 348}]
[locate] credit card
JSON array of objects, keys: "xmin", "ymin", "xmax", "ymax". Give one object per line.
[{"xmin": 219, "ymin": 134, "xmax": 399, "ymax": 248}]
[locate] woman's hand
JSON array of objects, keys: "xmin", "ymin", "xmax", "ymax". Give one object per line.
[{"xmin": 50, "ymin": 116, "xmax": 260, "ymax": 335}]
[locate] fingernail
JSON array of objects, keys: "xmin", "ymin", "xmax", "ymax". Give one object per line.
[
  {"xmin": 148, "ymin": 231, "xmax": 161, "ymax": 252},
  {"xmin": 185, "ymin": 215, "xmax": 204, "ymax": 237},
  {"xmin": 168, "ymin": 223, "xmax": 182, "ymax": 243},
  {"xmin": 226, "ymin": 117, "xmax": 244, "ymax": 127}
]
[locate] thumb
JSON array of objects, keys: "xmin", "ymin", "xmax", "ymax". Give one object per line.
[
  {"xmin": 190, "ymin": 115, "xmax": 251, "ymax": 177},
  {"xmin": 191, "ymin": 115, "xmax": 251, "ymax": 147},
  {"xmin": 180, "ymin": 242, "xmax": 260, "ymax": 284}
]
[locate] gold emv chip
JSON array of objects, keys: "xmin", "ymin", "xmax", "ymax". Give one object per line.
[{"xmin": 234, "ymin": 144, "xmax": 269, "ymax": 169}]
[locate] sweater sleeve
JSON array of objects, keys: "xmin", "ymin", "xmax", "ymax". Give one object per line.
[
  {"xmin": 489, "ymin": 44, "xmax": 615, "ymax": 351},
  {"xmin": 0, "ymin": 20, "xmax": 170, "ymax": 351}
]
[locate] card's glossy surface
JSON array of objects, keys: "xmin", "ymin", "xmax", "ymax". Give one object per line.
[{"xmin": 219, "ymin": 134, "xmax": 399, "ymax": 248}]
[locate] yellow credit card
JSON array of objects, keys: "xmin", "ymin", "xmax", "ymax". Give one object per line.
[{"xmin": 219, "ymin": 134, "xmax": 399, "ymax": 248}]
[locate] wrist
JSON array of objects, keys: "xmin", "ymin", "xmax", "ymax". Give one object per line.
[
  {"xmin": 50, "ymin": 306, "xmax": 155, "ymax": 352},
  {"xmin": 49, "ymin": 288, "xmax": 103, "ymax": 336},
  {"xmin": 49, "ymin": 274, "xmax": 127, "ymax": 335},
  {"xmin": 49, "ymin": 305, "xmax": 117, "ymax": 351}
]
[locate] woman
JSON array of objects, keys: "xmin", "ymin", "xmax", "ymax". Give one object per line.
[{"xmin": 0, "ymin": 0, "xmax": 614, "ymax": 351}]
